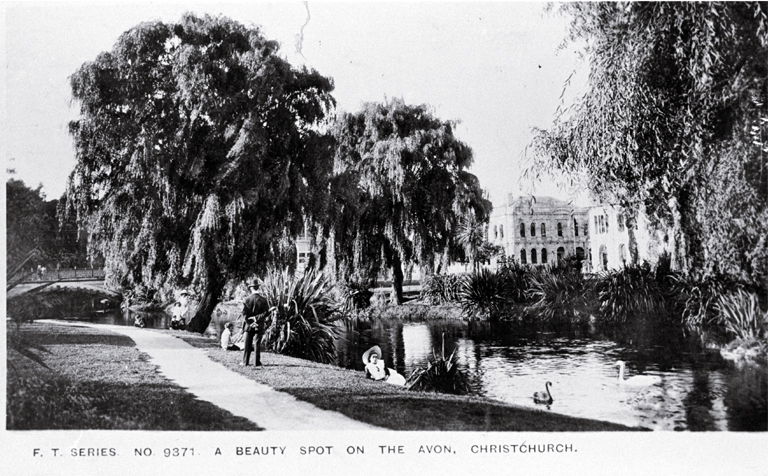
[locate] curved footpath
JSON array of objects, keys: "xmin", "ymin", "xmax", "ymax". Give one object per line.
[{"xmin": 41, "ymin": 320, "xmax": 383, "ymax": 431}]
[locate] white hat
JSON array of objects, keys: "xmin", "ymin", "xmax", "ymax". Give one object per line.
[{"xmin": 362, "ymin": 345, "xmax": 383, "ymax": 365}]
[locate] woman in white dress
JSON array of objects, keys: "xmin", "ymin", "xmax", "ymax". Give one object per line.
[{"xmin": 362, "ymin": 345, "xmax": 405, "ymax": 386}]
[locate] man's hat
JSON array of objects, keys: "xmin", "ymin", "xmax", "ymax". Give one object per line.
[
  {"xmin": 246, "ymin": 279, "xmax": 260, "ymax": 289},
  {"xmin": 362, "ymin": 345, "xmax": 383, "ymax": 365}
]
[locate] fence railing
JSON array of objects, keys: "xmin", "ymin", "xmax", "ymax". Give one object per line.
[{"xmin": 16, "ymin": 267, "xmax": 106, "ymax": 283}]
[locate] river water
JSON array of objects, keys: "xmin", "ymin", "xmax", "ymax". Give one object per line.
[
  {"xmin": 75, "ymin": 302, "xmax": 766, "ymax": 431},
  {"xmin": 334, "ymin": 317, "xmax": 767, "ymax": 431}
]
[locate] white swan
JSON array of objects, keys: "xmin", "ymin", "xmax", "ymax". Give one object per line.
[
  {"xmin": 533, "ymin": 381, "xmax": 554, "ymax": 405},
  {"xmin": 616, "ymin": 361, "xmax": 661, "ymax": 386}
]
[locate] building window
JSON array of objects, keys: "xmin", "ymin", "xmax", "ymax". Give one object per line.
[
  {"xmin": 520, "ymin": 249, "xmax": 527, "ymax": 264},
  {"xmin": 531, "ymin": 248, "xmax": 537, "ymax": 264},
  {"xmin": 541, "ymin": 248, "xmax": 548, "ymax": 264},
  {"xmin": 557, "ymin": 222, "xmax": 563, "ymax": 237},
  {"xmin": 618, "ymin": 214, "xmax": 625, "ymax": 232},
  {"xmin": 584, "ymin": 222, "xmax": 588, "ymax": 236},
  {"xmin": 531, "ymin": 223, "xmax": 536, "ymax": 237},
  {"xmin": 493, "ymin": 225, "xmax": 497, "ymax": 239},
  {"xmin": 574, "ymin": 219, "xmax": 579, "ymax": 237},
  {"xmin": 595, "ymin": 215, "xmax": 608, "ymax": 234},
  {"xmin": 557, "ymin": 246, "xmax": 565, "ymax": 262},
  {"xmin": 500, "ymin": 225, "xmax": 504, "ymax": 239},
  {"xmin": 576, "ymin": 247, "xmax": 584, "ymax": 260},
  {"xmin": 599, "ymin": 245, "xmax": 608, "ymax": 271},
  {"xmin": 541, "ymin": 223, "xmax": 546, "ymax": 237},
  {"xmin": 520, "ymin": 222, "xmax": 525, "ymax": 238}
]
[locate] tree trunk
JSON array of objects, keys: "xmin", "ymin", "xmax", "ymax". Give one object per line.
[
  {"xmin": 186, "ymin": 272, "xmax": 226, "ymax": 334},
  {"xmin": 390, "ymin": 255, "xmax": 405, "ymax": 305},
  {"xmin": 625, "ymin": 207, "xmax": 639, "ymax": 265},
  {"xmin": 668, "ymin": 196, "xmax": 689, "ymax": 273},
  {"xmin": 420, "ymin": 264, "xmax": 433, "ymax": 281}
]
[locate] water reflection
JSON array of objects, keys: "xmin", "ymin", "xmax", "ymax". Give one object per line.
[
  {"xmin": 77, "ymin": 302, "xmax": 766, "ymax": 431},
  {"xmin": 69, "ymin": 306, "xmax": 171, "ymax": 330},
  {"xmin": 334, "ymin": 318, "xmax": 767, "ymax": 431}
]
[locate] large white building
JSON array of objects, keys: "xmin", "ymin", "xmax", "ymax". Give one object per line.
[
  {"xmin": 488, "ymin": 194, "xmax": 672, "ymax": 273},
  {"xmin": 297, "ymin": 196, "xmax": 671, "ymax": 277},
  {"xmin": 488, "ymin": 194, "xmax": 591, "ymax": 269},
  {"xmin": 587, "ymin": 204, "xmax": 670, "ymax": 272}
]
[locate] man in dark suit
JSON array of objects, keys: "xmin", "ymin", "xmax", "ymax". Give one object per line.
[{"xmin": 241, "ymin": 279, "xmax": 270, "ymax": 366}]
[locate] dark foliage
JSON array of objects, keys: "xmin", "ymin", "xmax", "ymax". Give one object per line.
[
  {"xmin": 458, "ymin": 268, "xmax": 506, "ymax": 320},
  {"xmin": 420, "ymin": 273, "xmax": 462, "ymax": 305},
  {"xmin": 336, "ymin": 274, "xmax": 374, "ymax": 312},
  {"xmin": 260, "ymin": 268, "xmax": 341, "ymax": 364},
  {"xmin": 405, "ymin": 345, "xmax": 470, "ymax": 395}
]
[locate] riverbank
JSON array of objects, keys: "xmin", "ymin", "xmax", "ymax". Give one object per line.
[
  {"xmin": 9, "ymin": 321, "xmax": 641, "ymax": 431},
  {"xmin": 169, "ymin": 329, "xmax": 641, "ymax": 431}
]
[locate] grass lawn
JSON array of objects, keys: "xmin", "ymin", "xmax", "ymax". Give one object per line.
[
  {"xmin": 175, "ymin": 332, "xmax": 643, "ymax": 431},
  {"xmin": 7, "ymin": 322, "xmax": 260, "ymax": 431}
]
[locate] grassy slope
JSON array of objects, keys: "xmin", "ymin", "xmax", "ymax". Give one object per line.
[
  {"xmin": 177, "ymin": 333, "xmax": 642, "ymax": 431},
  {"xmin": 8, "ymin": 323, "xmax": 642, "ymax": 431},
  {"xmin": 7, "ymin": 323, "xmax": 260, "ymax": 431}
]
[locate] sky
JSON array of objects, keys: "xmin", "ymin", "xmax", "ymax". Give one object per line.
[{"xmin": 2, "ymin": 1, "xmax": 588, "ymax": 208}]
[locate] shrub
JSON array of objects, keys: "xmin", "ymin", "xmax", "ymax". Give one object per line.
[
  {"xmin": 260, "ymin": 268, "xmax": 340, "ymax": 364},
  {"xmin": 405, "ymin": 338, "xmax": 470, "ymax": 395},
  {"xmin": 498, "ymin": 259, "xmax": 530, "ymax": 303},
  {"xmin": 336, "ymin": 274, "xmax": 373, "ymax": 312},
  {"xmin": 594, "ymin": 261, "xmax": 671, "ymax": 326},
  {"xmin": 458, "ymin": 268, "xmax": 505, "ymax": 320},
  {"xmin": 672, "ymin": 272, "xmax": 743, "ymax": 327},
  {"xmin": 420, "ymin": 274, "xmax": 462, "ymax": 304},
  {"xmin": 717, "ymin": 289, "xmax": 766, "ymax": 340},
  {"xmin": 526, "ymin": 264, "xmax": 590, "ymax": 325}
]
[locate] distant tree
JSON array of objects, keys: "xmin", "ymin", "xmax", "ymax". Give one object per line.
[
  {"xmin": 455, "ymin": 215, "xmax": 485, "ymax": 271},
  {"xmin": 329, "ymin": 98, "xmax": 491, "ymax": 303},
  {"xmin": 528, "ymin": 2, "xmax": 768, "ymax": 283},
  {"xmin": 66, "ymin": 13, "xmax": 336, "ymax": 332},
  {"xmin": 47, "ymin": 198, "xmax": 90, "ymax": 269},
  {"xmin": 6, "ymin": 179, "xmax": 51, "ymax": 266}
]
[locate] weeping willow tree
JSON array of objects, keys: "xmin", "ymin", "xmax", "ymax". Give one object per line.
[
  {"xmin": 66, "ymin": 13, "xmax": 336, "ymax": 332},
  {"xmin": 329, "ymin": 98, "xmax": 491, "ymax": 304},
  {"xmin": 528, "ymin": 2, "xmax": 768, "ymax": 283}
]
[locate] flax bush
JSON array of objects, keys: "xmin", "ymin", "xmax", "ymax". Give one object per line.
[
  {"xmin": 717, "ymin": 289, "xmax": 766, "ymax": 340},
  {"xmin": 405, "ymin": 344, "xmax": 470, "ymax": 395},
  {"xmin": 336, "ymin": 273, "xmax": 373, "ymax": 312},
  {"xmin": 259, "ymin": 268, "xmax": 340, "ymax": 364},
  {"xmin": 420, "ymin": 274, "xmax": 462, "ymax": 305},
  {"xmin": 672, "ymin": 272, "xmax": 745, "ymax": 328},
  {"xmin": 526, "ymin": 264, "xmax": 590, "ymax": 326},
  {"xmin": 498, "ymin": 259, "xmax": 530, "ymax": 303},
  {"xmin": 593, "ymin": 258, "xmax": 678, "ymax": 327},
  {"xmin": 457, "ymin": 268, "xmax": 505, "ymax": 320}
]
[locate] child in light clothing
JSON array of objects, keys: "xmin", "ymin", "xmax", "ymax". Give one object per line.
[{"xmin": 221, "ymin": 322, "xmax": 240, "ymax": 351}]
